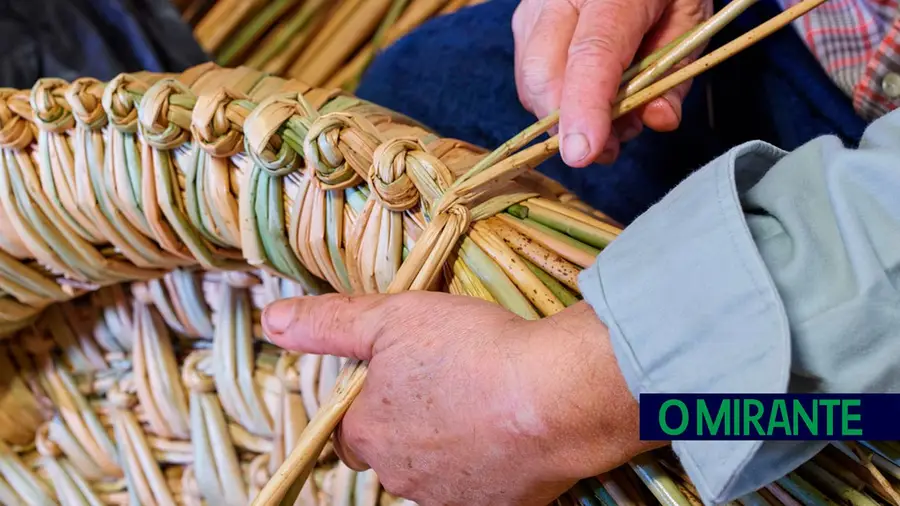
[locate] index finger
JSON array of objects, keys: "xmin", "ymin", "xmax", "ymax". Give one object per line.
[
  {"xmin": 515, "ymin": 1, "xmax": 579, "ymax": 120},
  {"xmin": 558, "ymin": 0, "xmax": 664, "ymax": 167}
]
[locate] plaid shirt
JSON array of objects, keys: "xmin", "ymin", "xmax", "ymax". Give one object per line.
[{"xmin": 776, "ymin": 0, "xmax": 900, "ymax": 120}]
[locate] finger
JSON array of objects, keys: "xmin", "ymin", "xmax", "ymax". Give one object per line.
[
  {"xmin": 594, "ymin": 134, "xmax": 621, "ymax": 165},
  {"xmin": 334, "ymin": 377, "xmax": 387, "ymax": 472},
  {"xmin": 333, "ymin": 422, "xmax": 370, "ymax": 471},
  {"xmin": 633, "ymin": 0, "xmax": 710, "ymax": 131},
  {"xmin": 516, "ymin": 2, "xmax": 578, "ymax": 119},
  {"xmin": 637, "ymin": 28, "xmax": 703, "ymax": 132},
  {"xmin": 334, "ymin": 406, "xmax": 371, "ymax": 471},
  {"xmin": 262, "ymin": 293, "xmax": 395, "ymax": 360},
  {"xmin": 558, "ymin": 0, "xmax": 666, "ymax": 167},
  {"xmin": 640, "ymin": 85, "xmax": 688, "ymax": 132},
  {"xmin": 639, "ymin": 0, "xmax": 712, "ymax": 55},
  {"xmin": 512, "ymin": 1, "xmax": 542, "ymax": 113},
  {"xmin": 613, "ymin": 112, "xmax": 643, "ymax": 143}
]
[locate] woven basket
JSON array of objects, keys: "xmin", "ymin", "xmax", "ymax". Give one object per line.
[{"xmin": 0, "ymin": 62, "xmax": 897, "ymax": 506}]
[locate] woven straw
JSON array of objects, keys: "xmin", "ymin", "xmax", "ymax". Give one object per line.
[
  {"xmin": 0, "ymin": 59, "xmax": 898, "ymax": 506},
  {"xmin": 0, "ymin": 62, "xmax": 611, "ymax": 505}
]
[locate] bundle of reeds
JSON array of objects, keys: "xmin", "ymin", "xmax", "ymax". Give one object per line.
[{"xmin": 175, "ymin": 0, "xmax": 487, "ymax": 91}]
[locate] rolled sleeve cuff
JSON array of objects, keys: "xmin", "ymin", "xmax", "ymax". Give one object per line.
[{"xmin": 578, "ymin": 141, "xmax": 824, "ymax": 504}]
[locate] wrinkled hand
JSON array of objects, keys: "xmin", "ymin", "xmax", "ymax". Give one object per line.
[
  {"xmin": 263, "ymin": 292, "xmax": 657, "ymax": 506},
  {"xmin": 513, "ymin": 0, "xmax": 712, "ymax": 166}
]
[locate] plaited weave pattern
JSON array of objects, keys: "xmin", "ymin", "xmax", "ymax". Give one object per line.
[{"xmin": 0, "ymin": 62, "xmax": 625, "ymax": 505}]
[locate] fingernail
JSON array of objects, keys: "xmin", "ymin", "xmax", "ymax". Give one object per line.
[
  {"xmin": 562, "ymin": 133, "xmax": 590, "ymax": 164},
  {"xmin": 262, "ymin": 299, "xmax": 297, "ymax": 340}
]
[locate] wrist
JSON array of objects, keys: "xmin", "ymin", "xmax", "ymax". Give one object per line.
[{"xmin": 527, "ymin": 302, "xmax": 663, "ymax": 481}]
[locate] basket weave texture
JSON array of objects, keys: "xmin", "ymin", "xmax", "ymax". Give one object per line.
[{"xmin": 0, "ymin": 62, "xmax": 630, "ymax": 505}]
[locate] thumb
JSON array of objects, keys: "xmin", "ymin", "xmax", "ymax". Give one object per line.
[
  {"xmin": 557, "ymin": 0, "xmax": 670, "ymax": 167},
  {"xmin": 262, "ymin": 293, "xmax": 396, "ymax": 360}
]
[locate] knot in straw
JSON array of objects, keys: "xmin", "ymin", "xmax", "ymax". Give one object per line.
[
  {"xmin": 65, "ymin": 78, "xmax": 108, "ymax": 130},
  {"xmin": 30, "ymin": 78, "xmax": 75, "ymax": 133},
  {"xmin": 35, "ymin": 423, "xmax": 62, "ymax": 458},
  {"xmin": 245, "ymin": 93, "xmax": 315, "ymax": 177},
  {"xmin": 138, "ymin": 79, "xmax": 194, "ymax": 150},
  {"xmin": 102, "ymin": 74, "xmax": 148, "ymax": 133},
  {"xmin": 304, "ymin": 112, "xmax": 375, "ymax": 190},
  {"xmin": 443, "ymin": 203, "xmax": 472, "ymax": 229},
  {"xmin": 192, "ymin": 87, "xmax": 250, "ymax": 157},
  {"xmin": 0, "ymin": 89, "xmax": 35, "ymax": 149},
  {"xmin": 107, "ymin": 385, "xmax": 137, "ymax": 409},
  {"xmin": 182, "ymin": 351, "xmax": 216, "ymax": 393},
  {"xmin": 275, "ymin": 353, "xmax": 302, "ymax": 393},
  {"xmin": 369, "ymin": 138, "xmax": 429, "ymax": 212}
]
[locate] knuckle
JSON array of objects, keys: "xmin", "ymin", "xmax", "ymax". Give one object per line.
[
  {"xmin": 567, "ymin": 34, "xmax": 619, "ymax": 64},
  {"xmin": 303, "ymin": 295, "xmax": 356, "ymax": 351},
  {"xmin": 519, "ymin": 57, "xmax": 557, "ymax": 99},
  {"xmin": 392, "ymin": 292, "xmax": 444, "ymax": 326},
  {"xmin": 680, "ymin": 0, "xmax": 713, "ymax": 22},
  {"xmin": 313, "ymin": 297, "xmax": 349, "ymax": 334}
]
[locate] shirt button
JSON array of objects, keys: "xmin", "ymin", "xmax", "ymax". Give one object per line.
[{"xmin": 883, "ymin": 72, "xmax": 900, "ymax": 99}]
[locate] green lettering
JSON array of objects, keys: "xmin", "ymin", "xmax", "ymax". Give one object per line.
[
  {"xmin": 768, "ymin": 400, "xmax": 791, "ymax": 436},
  {"xmin": 733, "ymin": 399, "xmax": 740, "ymax": 436},
  {"xmin": 743, "ymin": 399, "xmax": 765, "ymax": 436},
  {"xmin": 660, "ymin": 400, "xmax": 689, "ymax": 435},
  {"xmin": 841, "ymin": 399, "xmax": 862, "ymax": 436},
  {"xmin": 792, "ymin": 399, "xmax": 817, "ymax": 436},
  {"xmin": 698, "ymin": 400, "xmax": 729, "ymax": 436},
  {"xmin": 820, "ymin": 400, "xmax": 840, "ymax": 435}
]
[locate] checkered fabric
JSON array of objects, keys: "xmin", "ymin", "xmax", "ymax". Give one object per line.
[{"xmin": 776, "ymin": 0, "xmax": 900, "ymax": 119}]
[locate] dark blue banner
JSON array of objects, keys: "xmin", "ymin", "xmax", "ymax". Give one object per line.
[{"xmin": 639, "ymin": 394, "xmax": 900, "ymax": 440}]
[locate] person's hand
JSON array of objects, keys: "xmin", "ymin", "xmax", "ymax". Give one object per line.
[
  {"xmin": 262, "ymin": 292, "xmax": 660, "ymax": 505},
  {"xmin": 513, "ymin": 0, "xmax": 713, "ymax": 167}
]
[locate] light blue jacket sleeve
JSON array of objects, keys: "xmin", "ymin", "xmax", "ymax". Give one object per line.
[{"xmin": 578, "ymin": 109, "xmax": 900, "ymax": 504}]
